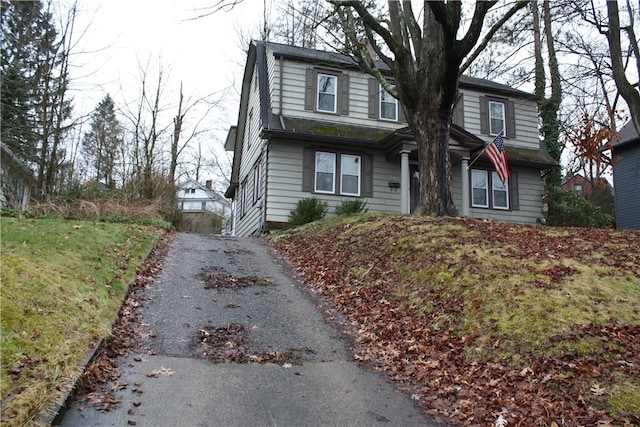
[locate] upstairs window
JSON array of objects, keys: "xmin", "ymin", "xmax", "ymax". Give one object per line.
[
  {"xmin": 574, "ymin": 183, "xmax": 583, "ymax": 197},
  {"xmin": 379, "ymin": 84, "xmax": 398, "ymax": 121},
  {"xmin": 479, "ymin": 96, "xmax": 516, "ymax": 138},
  {"xmin": 369, "ymin": 79, "xmax": 403, "ymax": 122},
  {"xmin": 317, "ymin": 73, "xmax": 337, "ymax": 113},
  {"xmin": 489, "ymin": 101, "xmax": 505, "ymax": 136},
  {"xmin": 305, "ymin": 69, "xmax": 349, "ymax": 115}
]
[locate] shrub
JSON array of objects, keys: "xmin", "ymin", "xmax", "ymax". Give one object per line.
[
  {"xmin": 288, "ymin": 198, "xmax": 328, "ymax": 226},
  {"xmin": 545, "ymin": 186, "xmax": 614, "ymax": 228},
  {"xmin": 335, "ymin": 199, "xmax": 368, "ymax": 216}
]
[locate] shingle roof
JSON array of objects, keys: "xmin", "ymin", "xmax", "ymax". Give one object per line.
[{"xmin": 614, "ymin": 121, "xmax": 640, "ymax": 148}]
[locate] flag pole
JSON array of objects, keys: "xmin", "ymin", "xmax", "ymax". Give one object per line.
[{"xmin": 466, "ymin": 129, "xmax": 505, "ymax": 170}]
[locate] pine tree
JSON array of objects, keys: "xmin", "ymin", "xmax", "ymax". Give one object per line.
[{"xmin": 82, "ymin": 95, "xmax": 123, "ymax": 189}]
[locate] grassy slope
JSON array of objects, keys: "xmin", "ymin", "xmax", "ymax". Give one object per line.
[
  {"xmin": 0, "ymin": 217, "xmax": 163, "ymax": 426},
  {"xmin": 270, "ymin": 214, "xmax": 640, "ymax": 426}
]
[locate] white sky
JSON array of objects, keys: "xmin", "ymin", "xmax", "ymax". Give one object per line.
[{"xmin": 70, "ymin": 0, "xmax": 264, "ymax": 132}]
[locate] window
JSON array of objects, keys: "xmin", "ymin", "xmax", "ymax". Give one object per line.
[
  {"xmin": 317, "ymin": 73, "xmax": 337, "ymax": 113},
  {"xmin": 310, "ymin": 151, "xmax": 364, "ymax": 196},
  {"xmin": 315, "ymin": 152, "xmax": 336, "ymax": 193},
  {"xmin": 379, "ymin": 84, "xmax": 398, "ymax": 121},
  {"xmin": 305, "ymin": 69, "xmax": 349, "ymax": 115},
  {"xmin": 574, "ymin": 184, "xmax": 583, "ymax": 197},
  {"xmin": 340, "ymin": 154, "xmax": 361, "ymax": 196},
  {"xmin": 480, "ymin": 96, "xmax": 516, "ymax": 138},
  {"xmin": 472, "ymin": 170, "xmax": 489, "ymax": 208},
  {"xmin": 252, "ymin": 158, "xmax": 262, "ymax": 204},
  {"xmin": 492, "ymin": 172, "xmax": 509, "ymax": 209},
  {"xmin": 472, "ymin": 169, "xmax": 510, "ymax": 209},
  {"xmin": 489, "ymin": 100, "xmax": 505, "ymax": 136},
  {"xmin": 247, "ymin": 108, "xmax": 253, "ymax": 148},
  {"xmin": 240, "ymin": 179, "xmax": 248, "ymax": 218},
  {"xmin": 303, "ymin": 148, "xmax": 372, "ymax": 197}
]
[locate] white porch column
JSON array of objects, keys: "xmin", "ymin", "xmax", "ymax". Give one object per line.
[
  {"xmin": 400, "ymin": 150, "xmax": 410, "ymax": 214},
  {"xmin": 461, "ymin": 158, "xmax": 470, "ymax": 216}
]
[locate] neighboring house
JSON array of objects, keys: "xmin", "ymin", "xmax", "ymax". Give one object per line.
[
  {"xmin": 561, "ymin": 172, "xmax": 593, "ymax": 198},
  {"xmin": 176, "ymin": 178, "xmax": 231, "ymax": 234},
  {"xmin": 1, "ymin": 142, "xmax": 35, "ymax": 210},
  {"xmin": 225, "ymin": 40, "xmax": 557, "ymax": 237},
  {"xmin": 610, "ymin": 121, "xmax": 640, "ymax": 230}
]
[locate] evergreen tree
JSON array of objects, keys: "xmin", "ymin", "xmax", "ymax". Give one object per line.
[{"xmin": 82, "ymin": 95, "xmax": 123, "ymax": 189}]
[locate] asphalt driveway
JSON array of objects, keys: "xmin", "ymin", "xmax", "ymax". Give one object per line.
[{"xmin": 58, "ymin": 233, "xmax": 440, "ymax": 426}]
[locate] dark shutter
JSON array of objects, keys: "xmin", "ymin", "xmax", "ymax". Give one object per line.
[
  {"xmin": 302, "ymin": 147, "xmax": 313, "ymax": 192},
  {"xmin": 340, "ymin": 73, "xmax": 349, "ymax": 115},
  {"xmin": 362, "ymin": 153, "xmax": 373, "ymax": 197},
  {"xmin": 509, "ymin": 170, "xmax": 519, "ymax": 210},
  {"xmin": 479, "ymin": 96, "xmax": 488, "ymax": 134},
  {"xmin": 304, "ymin": 69, "xmax": 314, "ymax": 111},
  {"xmin": 368, "ymin": 78, "xmax": 378, "ymax": 119},
  {"xmin": 453, "ymin": 93, "xmax": 464, "ymax": 127},
  {"xmin": 506, "ymin": 100, "xmax": 516, "ymax": 138}
]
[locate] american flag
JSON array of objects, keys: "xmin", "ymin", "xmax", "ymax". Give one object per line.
[{"xmin": 486, "ymin": 131, "xmax": 509, "ymax": 185}]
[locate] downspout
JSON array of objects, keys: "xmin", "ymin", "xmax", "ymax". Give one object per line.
[{"xmin": 279, "ymin": 56, "xmax": 283, "ymax": 115}]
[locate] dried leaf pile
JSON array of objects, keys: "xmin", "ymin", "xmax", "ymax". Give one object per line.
[{"xmin": 271, "ymin": 215, "xmax": 640, "ymax": 426}]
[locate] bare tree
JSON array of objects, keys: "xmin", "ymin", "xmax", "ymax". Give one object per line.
[
  {"xmin": 532, "ymin": 0, "xmax": 563, "ymax": 188},
  {"xmin": 330, "ymin": 1, "xmax": 528, "ymax": 216},
  {"xmin": 605, "ymin": 0, "xmax": 640, "ymax": 133},
  {"xmin": 170, "ymin": 83, "xmax": 215, "ymax": 184}
]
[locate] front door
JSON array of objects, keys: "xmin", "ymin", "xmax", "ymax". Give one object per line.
[{"xmin": 410, "ymin": 165, "xmax": 420, "ymax": 213}]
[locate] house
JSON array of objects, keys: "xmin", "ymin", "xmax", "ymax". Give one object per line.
[
  {"xmin": 1, "ymin": 142, "xmax": 35, "ymax": 210},
  {"xmin": 561, "ymin": 172, "xmax": 594, "ymax": 198},
  {"xmin": 610, "ymin": 121, "xmax": 640, "ymax": 230},
  {"xmin": 176, "ymin": 178, "xmax": 231, "ymax": 234},
  {"xmin": 225, "ymin": 40, "xmax": 557, "ymax": 237}
]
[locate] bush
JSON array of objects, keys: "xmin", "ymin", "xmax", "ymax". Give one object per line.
[
  {"xmin": 545, "ymin": 186, "xmax": 614, "ymax": 228},
  {"xmin": 335, "ymin": 199, "xmax": 368, "ymax": 216},
  {"xmin": 288, "ymin": 198, "xmax": 328, "ymax": 226}
]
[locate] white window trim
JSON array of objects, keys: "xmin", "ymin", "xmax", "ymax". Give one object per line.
[
  {"xmin": 314, "ymin": 151, "xmax": 336, "ymax": 194},
  {"xmin": 471, "ymin": 169, "xmax": 489, "ymax": 208},
  {"xmin": 379, "ymin": 84, "xmax": 398, "ymax": 121},
  {"xmin": 317, "ymin": 73, "xmax": 337, "ymax": 113},
  {"xmin": 491, "ymin": 171, "xmax": 509, "ymax": 210},
  {"xmin": 488, "ymin": 100, "xmax": 506, "ymax": 136},
  {"xmin": 340, "ymin": 154, "xmax": 361, "ymax": 196}
]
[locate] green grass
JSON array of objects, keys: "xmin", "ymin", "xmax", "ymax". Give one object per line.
[{"xmin": 1, "ymin": 216, "xmax": 163, "ymax": 426}]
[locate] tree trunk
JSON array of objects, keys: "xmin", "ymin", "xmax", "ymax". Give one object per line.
[{"xmin": 607, "ymin": 0, "xmax": 640, "ymax": 134}]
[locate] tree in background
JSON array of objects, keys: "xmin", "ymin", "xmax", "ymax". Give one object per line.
[
  {"xmin": 0, "ymin": 0, "xmax": 76, "ymax": 201},
  {"xmin": 328, "ymin": 1, "xmax": 528, "ymax": 216},
  {"xmin": 82, "ymin": 95, "xmax": 123, "ymax": 189}
]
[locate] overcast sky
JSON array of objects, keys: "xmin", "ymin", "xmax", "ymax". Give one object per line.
[{"xmin": 70, "ymin": 0, "xmax": 264, "ymax": 129}]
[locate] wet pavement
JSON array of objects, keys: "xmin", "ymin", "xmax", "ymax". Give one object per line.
[{"xmin": 58, "ymin": 233, "xmax": 440, "ymax": 426}]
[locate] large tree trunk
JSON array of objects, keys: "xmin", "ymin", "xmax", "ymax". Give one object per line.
[{"xmin": 408, "ymin": 6, "xmax": 459, "ymax": 216}]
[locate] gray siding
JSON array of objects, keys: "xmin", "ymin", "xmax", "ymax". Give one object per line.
[
  {"xmin": 452, "ymin": 166, "xmax": 544, "ymax": 224},
  {"xmin": 460, "ymin": 88, "xmax": 539, "ymax": 150},
  {"xmin": 265, "ymin": 141, "xmax": 402, "ymax": 225},
  {"xmin": 613, "ymin": 144, "xmax": 640, "ymax": 229}
]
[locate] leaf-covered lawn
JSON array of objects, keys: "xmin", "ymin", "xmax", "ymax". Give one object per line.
[{"xmin": 270, "ymin": 214, "xmax": 640, "ymax": 426}]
